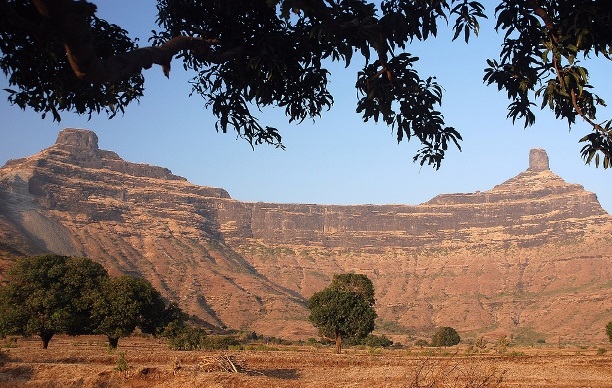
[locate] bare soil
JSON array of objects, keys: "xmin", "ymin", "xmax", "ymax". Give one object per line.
[{"xmin": 0, "ymin": 335, "xmax": 610, "ymax": 387}]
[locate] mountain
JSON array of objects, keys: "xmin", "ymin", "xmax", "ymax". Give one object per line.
[{"xmin": 1, "ymin": 128, "xmax": 610, "ymax": 343}]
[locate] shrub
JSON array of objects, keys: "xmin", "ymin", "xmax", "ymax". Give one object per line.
[
  {"xmin": 166, "ymin": 326, "xmax": 207, "ymax": 350},
  {"xmin": 414, "ymin": 339, "xmax": 429, "ymax": 348},
  {"xmin": 0, "ymin": 337, "xmax": 17, "ymax": 349},
  {"xmin": 201, "ymin": 335, "xmax": 240, "ymax": 350},
  {"xmin": 364, "ymin": 334, "xmax": 393, "ymax": 348},
  {"xmin": 305, "ymin": 337, "xmax": 318, "ymax": 345},
  {"xmin": 116, "ymin": 352, "xmax": 128, "ymax": 372},
  {"xmin": 475, "ymin": 336, "xmax": 488, "ymax": 349},
  {"xmin": 431, "ymin": 327, "xmax": 461, "ymax": 347},
  {"xmin": 166, "ymin": 325, "xmax": 239, "ymax": 350},
  {"xmin": 496, "ymin": 336, "xmax": 511, "ymax": 354}
]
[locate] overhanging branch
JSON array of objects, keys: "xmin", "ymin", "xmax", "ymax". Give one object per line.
[{"xmin": 28, "ymin": 0, "xmax": 243, "ymax": 83}]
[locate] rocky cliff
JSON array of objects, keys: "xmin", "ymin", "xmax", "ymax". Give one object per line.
[{"xmin": 1, "ymin": 129, "xmax": 610, "ymax": 343}]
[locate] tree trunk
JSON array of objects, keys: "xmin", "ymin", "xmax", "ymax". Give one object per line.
[
  {"xmin": 108, "ymin": 336, "xmax": 119, "ymax": 349},
  {"xmin": 40, "ymin": 331, "xmax": 54, "ymax": 349},
  {"xmin": 334, "ymin": 333, "xmax": 342, "ymax": 354}
]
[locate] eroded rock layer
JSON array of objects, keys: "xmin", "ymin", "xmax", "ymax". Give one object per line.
[{"xmin": 0, "ymin": 129, "xmax": 610, "ymax": 343}]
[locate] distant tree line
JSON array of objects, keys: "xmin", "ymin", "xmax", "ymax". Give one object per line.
[{"xmin": 0, "ymin": 255, "xmax": 185, "ymax": 349}]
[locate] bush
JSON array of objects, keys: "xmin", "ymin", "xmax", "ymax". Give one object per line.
[
  {"xmin": 431, "ymin": 327, "xmax": 461, "ymax": 347},
  {"xmin": 116, "ymin": 352, "xmax": 128, "ymax": 372},
  {"xmin": 166, "ymin": 325, "xmax": 239, "ymax": 350},
  {"xmin": 496, "ymin": 336, "xmax": 511, "ymax": 354},
  {"xmin": 201, "ymin": 335, "xmax": 240, "ymax": 350},
  {"xmin": 606, "ymin": 322, "xmax": 612, "ymax": 343},
  {"xmin": 414, "ymin": 339, "xmax": 429, "ymax": 347},
  {"xmin": 364, "ymin": 334, "xmax": 393, "ymax": 348},
  {"xmin": 305, "ymin": 337, "xmax": 318, "ymax": 345},
  {"xmin": 475, "ymin": 336, "xmax": 488, "ymax": 349}
]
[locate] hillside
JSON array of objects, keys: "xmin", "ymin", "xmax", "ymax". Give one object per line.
[{"xmin": 0, "ymin": 128, "xmax": 610, "ymax": 343}]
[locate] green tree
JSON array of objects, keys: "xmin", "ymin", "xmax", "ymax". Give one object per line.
[
  {"xmin": 606, "ymin": 321, "xmax": 612, "ymax": 343},
  {"xmin": 1, "ymin": 1, "xmax": 610, "ymax": 167},
  {"xmin": 308, "ymin": 273, "xmax": 376, "ymax": 353},
  {"xmin": 328, "ymin": 273, "xmax": 376, "ymax": 306},
  {"xmin": 91, "ymin": 275, "xmax": 168, "ymax": 349},
  {"xmin": 431, "ymin": 326, "xmax": 461, "ymax": 347},
  {"xmin": 0, "ymin": 255, "xmax": 108, "ymax": 348}
]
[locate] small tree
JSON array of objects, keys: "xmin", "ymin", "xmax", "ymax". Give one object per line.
[
  {"xmin": 0, "ymin": 255, "xmax": 107, "ymax": 348},
  {"xmin": 308, "ymin": 273, "xmax": 377, "ymax": 354},
  {"xmin": 431, "ymin": 327, "xmax": 461, "ymax": 347},
  {"xmin": 606, "ymin": 321, "xmax": 612, "ymax": 343},
  {"xmin": 91, "ymin": 275, "xmax": 168, "ymax": 349}
]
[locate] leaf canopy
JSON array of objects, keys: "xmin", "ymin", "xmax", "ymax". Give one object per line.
[
  {"xmin": 1, "ymin": 0, "xmax": 611, "ymax": 167},
  {"xmin": 308, "ymin": 273, "xmax": 377, "ymax": 348},
  {"xmin": 0, "ymin": 255, "xmax": 108, "ymax": 344}
]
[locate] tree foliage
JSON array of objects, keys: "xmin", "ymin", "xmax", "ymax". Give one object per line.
[
  {"xmin": 0, "ymin": 255, "xmax": 108, "ymax": 348},
  {"xmin": 363, "ymin": 333, "xmax": 393, "ymax": 348},
  {"xmin": 484, "ymin": 0, "xmax": 612, "ymax": 168},
  {"xmin": 606, "ymin": 321, "xmax": 612, "ymax": 343},
  {"xmin": 90, "ymin": 275, "xmax": 168, "ymax": 349},
  {"xmin": 0, "ymin": 0, "xmax": 611, "ymax": 167},
  {"xmin": 308, "ymin": 273, "xmax": 376, "ymax": 353},
  {"xmin": 0, "ymin": 255, "xmax": 183, "ymax": 349},
  {"xmin": 431, "ymin": 326, "xmax": 461, "ymax": 347},
  {"xmin": 328, "ymin": 273, "xmax": 376, "ymax": 306}
]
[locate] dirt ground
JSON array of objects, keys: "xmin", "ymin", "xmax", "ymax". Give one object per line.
[{"xmin": 0, "ymin": 335, "xmax": 610, "ymax": 387}]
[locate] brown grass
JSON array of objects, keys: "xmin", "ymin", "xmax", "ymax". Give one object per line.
[{"xmin": 0, "ymin": 335, "xmax": 610, "ymax": 387}]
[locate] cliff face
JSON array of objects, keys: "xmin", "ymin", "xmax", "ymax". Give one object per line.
[
  {"xmin": 1, "ymin": 129, "xmax": 610, "ymax": 343},
  {"xmin": 215, "ymin": 148, "xmax": 607, "ymax": 250}
]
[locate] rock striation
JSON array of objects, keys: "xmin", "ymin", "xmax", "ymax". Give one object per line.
[
  {"xmin": 0, "ymin": 128, "xmax": 610, "ymax": 343},
  {"xmin": 212, "ymin": 155, "xmax": 607, "ymax": 250}
]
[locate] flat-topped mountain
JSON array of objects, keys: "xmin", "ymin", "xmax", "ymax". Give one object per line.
[
  {"xmin": 1, "ymin": 128, "xmax": 610, "ymax": 343},
  {"xmin": 215, "ymin": 149, "xmax": 607, "ymax": 250}
]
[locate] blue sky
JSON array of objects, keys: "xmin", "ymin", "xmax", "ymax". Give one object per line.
[{"xmin": 1, "ymin": 1, "xmax": 611, "ymax": 213}]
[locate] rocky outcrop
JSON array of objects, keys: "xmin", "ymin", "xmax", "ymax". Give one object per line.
[
  {"xmin": 211, "ymin": 148, "xmax": 607, "ymax": 251},
  {"xmin": 0, "ymin": 128, "xmax": 610, "ymax": 343}
]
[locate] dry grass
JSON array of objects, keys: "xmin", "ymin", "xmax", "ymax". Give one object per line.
[{"xmin": 0, "ymin": 335, "xmax": 610, "ymax": 387}]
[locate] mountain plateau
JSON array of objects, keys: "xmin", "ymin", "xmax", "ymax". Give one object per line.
[{"xmin": 1, "ymin": 128, "xmax": 610, "ymax": 344}]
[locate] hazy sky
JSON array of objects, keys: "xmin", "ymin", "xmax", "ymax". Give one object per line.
[{"xmin": 1, "ymin": 1, "xmax": 611, "ymax": 213}]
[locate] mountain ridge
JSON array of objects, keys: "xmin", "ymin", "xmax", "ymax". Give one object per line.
[{"xmin": 1, "ymin": 128, "xmax": 610, "ymax": 343}]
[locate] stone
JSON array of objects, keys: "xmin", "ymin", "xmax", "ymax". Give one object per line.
[
  {"xmin": 529, "ymin": 148, "xmax": 550, "ymax": 171},
  {"xmin": 55, "ymin": 128, "xmax": 99, "ymax": 150}
]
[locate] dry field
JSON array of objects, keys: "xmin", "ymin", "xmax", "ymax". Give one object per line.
[{"xmin": 0, "ymin": 335, "xmax": 610, "ymax": 387}]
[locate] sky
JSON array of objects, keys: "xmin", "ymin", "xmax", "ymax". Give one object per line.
[{"xmin": 1, "ymin": 1, "xmax": 611, "ymax": 213}]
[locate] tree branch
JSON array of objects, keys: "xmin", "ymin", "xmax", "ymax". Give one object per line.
[
  {"xmin": 525, "ymin": 0, "xmax": 558, "ymax": 43},
  {"xmin": 29, "ymin": 0, "xmax": 243, "ymax": 83},
  {"xmin": 525, "ymin": 0, "xmax": 606, "ymax": 134}
]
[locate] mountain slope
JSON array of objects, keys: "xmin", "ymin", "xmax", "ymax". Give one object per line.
[{"xmin": 1, "ymin": 129, "xmax": 610, "ymax": 343}]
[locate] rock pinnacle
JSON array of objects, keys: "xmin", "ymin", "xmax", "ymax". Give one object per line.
[
  {"xmin": 55, "ymin": 128, "xmax": 99, "ymax": 150},
  {"xmin": 528, "ymin": 148, "xmax": 550, "ymax": 172}
]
